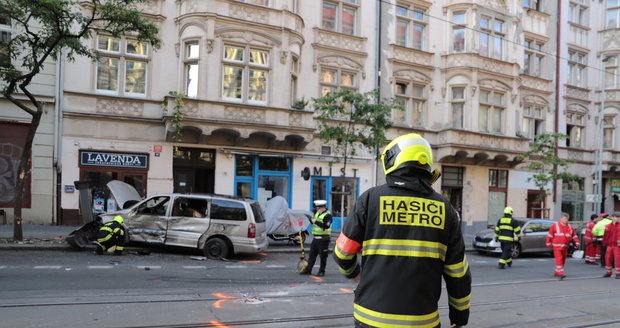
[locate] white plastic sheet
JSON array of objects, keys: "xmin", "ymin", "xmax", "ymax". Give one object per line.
[{"xmin": 264, "ymin": 196, "xmax": 310, "ymax": 235}]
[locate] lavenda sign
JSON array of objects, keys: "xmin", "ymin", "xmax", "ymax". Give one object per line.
[{"xmin": 80, "ymin": 151, "xmax": 148, "ymax": 169}]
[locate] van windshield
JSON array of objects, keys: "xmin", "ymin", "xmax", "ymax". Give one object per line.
[{"xmin": 251, "ymin": 203, "xmax": 265, "ymax": 223}]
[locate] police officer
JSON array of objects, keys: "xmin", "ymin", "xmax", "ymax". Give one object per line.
[
  {"xmin": 494, "ymin": 206, "xmax": 521, "ymax": 269},
  {"xmin": 95, "ymin": 215, "xmax": 126, "ymax": 255},
  {"xmin": 300, "ymin": 199, "xmax": 332, "ymax": 276},
  {"xmin": 333, "ymin": 133, "xmax": 471, "ymax": 328}
]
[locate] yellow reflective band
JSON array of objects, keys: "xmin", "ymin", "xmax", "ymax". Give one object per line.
[
  {"xmin": 498, "ymin": 236, "xmax": 514, "ymax": 241},
  {"xmin": 498, "ymin": 225, "xmax": 514, "ymax": 230},
  {"xmin": 97, "ymin": 234, "xmax": 113, "ymax": 243},
  {"xmin": 379, "ymin": 196, "xmax": 445, "ymax": 230},
  {"xmin": 444, "ymin": 256, "xmax": 469, "ymax": 278},
  {"xmin": 362, "ymin": 239, "xmax": 447, "ymax": 260},
  {"xmin": 101, "ymin": 226, "xmax": 113, "ymax": 233},
  {"xmin": 354, "ymin": 303, "xmax": 440, "ymax": 328},
  {"xmin": 449, "ymin": 294, "xmax": 471, "ymax": 311},
  {"xmin": 335, "ymin": 246, "xmax": 355, "ymax": 260},
  {"xmin": 499, "ymin": 258, "xmax": 508, "ymax": 264},
  {"xmin": 115, "ymin": 246, "xmax": 124, "ymax": 251},
  {"xmin": 339, "ymin": 262, "xmax": 358, "ymax": 275},
  {"xmin": 500, "ymin": 218, "xmax": 512, "ymax": 224}
]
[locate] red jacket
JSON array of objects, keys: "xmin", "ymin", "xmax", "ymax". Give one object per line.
[
  {"xmin": 546, "ymin": 222, "xmax": 579, "ymax": 249},
  {"xmin": 584, "ymin": 221, "xmax": 595, "ymax": 243},
  {"xmin": 602, "ymin": 222, "xmax": 620, "ymax": 247}
]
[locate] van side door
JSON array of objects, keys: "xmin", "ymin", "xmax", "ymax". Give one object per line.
[
  {"xmin": 165, "ymin": 196, "xmax": 210, "ymax": 248},
  {"xmin": 126, "ymin": 195, "xmax": 170, "ymax": 244}
]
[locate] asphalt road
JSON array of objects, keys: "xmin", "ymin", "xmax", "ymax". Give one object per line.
[{"xmin": 1, "ymin": 249, "xmax": 620, "ymax": 328}]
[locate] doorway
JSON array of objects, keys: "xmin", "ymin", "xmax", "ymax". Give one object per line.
[{"xmin": 173, "ymin": 148, "xmax": 215, "ymax": 194}]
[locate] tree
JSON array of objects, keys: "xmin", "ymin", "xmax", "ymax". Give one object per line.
[
  {"xmin": 517, "ymin": 132, "xmax": 580, "ymax": 208},
  {"xmin": 0, "ymin": 0, "xmax": 160, "ymax": 240},
  {"xmin": 313, "ymin": 89, "xmax": 399, "ymax": 217}
]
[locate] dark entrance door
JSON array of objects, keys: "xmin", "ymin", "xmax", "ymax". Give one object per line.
[{"xmin": 173, "ymin": 148, "xmax": 215, "ymax": 194}]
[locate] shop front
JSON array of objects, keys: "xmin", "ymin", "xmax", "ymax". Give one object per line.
[
  {"xmin": 78, "ymin": 150, "xmax": 149, "ymax": 212},
  {"xmin": 233, "ymin": 154, "xmax": 293, "ymax": 208}
]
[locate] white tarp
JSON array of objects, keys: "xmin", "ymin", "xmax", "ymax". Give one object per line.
[{"xmin": 264, "ymin": 196, "xmax": 310, "ymax": 235}]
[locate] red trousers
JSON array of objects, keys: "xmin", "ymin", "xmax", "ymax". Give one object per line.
[
  {"xmin": 586, "ymin": 241, "xmax": 600, "ymax": 263},
  {"xmin": 553, "ymin": 248, "xmax": 568, "ymax": 276},
  {"xmin": 605, "ymin": 246, "xmax": 620, "ymax": 275}
]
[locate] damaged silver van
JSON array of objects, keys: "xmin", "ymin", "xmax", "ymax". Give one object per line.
[{"xmin": 67, "ymin": 181, "xmax": 268, "ymax": 259}]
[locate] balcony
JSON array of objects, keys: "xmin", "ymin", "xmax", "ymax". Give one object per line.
[
  {"xmin": 433, "ymin": 130, "xmax": 529, "ymax": 168},
  {"xmin": 388, "ymin": 44, "xmax": 434, "ymax": 68},
  {"xmin": 312, "ymin": 28, "xmax": 367, "ymax": 55},
  {"xmin": 161, "ymin": 97, "xmax": 315, "ymax": 150},
  {"xmin": 442, "ymin": 53, "xmax": 518, "ymax": 77},
  {"xmin": 520, "ymin": 75, "xmax": 553, "ymax": 94},
  {"xmin": 177, "ymin": 0, "xmax": 304, "ymax": 35}
]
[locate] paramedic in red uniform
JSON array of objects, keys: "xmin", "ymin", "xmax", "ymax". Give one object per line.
[
  {"xmin": 584, "ymin": 214, "xmax": 600, "ymax": 265},
  {"xmin": 546, "ymin": 212, "xmax": 580, "ymax": 279},
  {"xmin": 333, "ymin": 133, "xmax": 471, "ymax": 328},
  {"xmin": 602, "ymin": 213, "xmax": 620, "ymax": 278}
]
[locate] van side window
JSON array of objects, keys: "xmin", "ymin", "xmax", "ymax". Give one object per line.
[
  {"xmin": 211, "ymin": 199, "xmax": 247, "ymax": 221},
  {"xmin": 136, "ymin": 196, "xmax": 169, "ymax": 216},
  {"xmin": 250, "ymin": 203, "xmax": 265, "ymax": 223},
  {"xmin": 173, "ymin": 197, "xmax": 208, "ymax": 218}
]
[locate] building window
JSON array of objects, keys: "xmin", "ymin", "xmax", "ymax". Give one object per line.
[
  {"xmin": 0, "ymin": 10, "xmax": 10, "ymax": 68},
  {"xmin": 322, "ymin": 0, "xmax": 358, "ymax": 36},
  {"xmin": 569, "ymin": 0, "xmax": 588, "ymax": 25},
  {"xmin": 522, "ymin": 105, "xmax": 545, "ymax": 140},
  {"xmin": 605, "ymin": 56, "xmax": 620, "ymax": 88},
  {"xmin": 395, "ymin": 3, "xmax": 427, "ymax": 50},
  {"xmin": 479, "ymin": 15, "xmax": 504, "ymax": 60},
  {"xmin": 452, "ymin": 11, "xmax": 466, "ymax": 53},
  {"xmin": 96, "ymin": 35, "xmax": 149, "ymax": 96},
  {"xmin": 489, "ymin": 169, "xmax": 508, "ymax": 188},
  {"xmin": 222, "ymin": 45, "xmax": 270, "ymax": 104},
  {"xmin": 290, "ymin": 56, "xmax": 299, "ymax": 107},
  {"xmin": 451, "ymin": 87, "xmax": 465, "ymax": 129},
  {"xmin": 523, "ymin": 39, "xmax": 544, "ymax": 77},
  {"xmin": 320, "ymin": 67, "xmax": 357, "ymax": 95},
  {"xmin": 522, "ymin": 0, "xmax": 541, "ymax": 11},
  {"xmin": 566, "ymin": 111, "xmax": 585, "ymax": 148},
  {"xmin": 237, "ymin": 0, "xmax": 270, "ymax": 6},
  {"xmin": 184, "ymin": 42, "xmax": 200, "ymax": 98},
  {"xmin": 568, "ymin": 50, "xmax": 586, "ymax": 87},
  {"xmin": 604, "ymin": 115, "xmax": 616, "ymax": 148},
  {"xmin": 394, "ymin": 81, "xmax": 425, "ymax": 127},
  {"xmin": 479, "ymin": 90, "xmax": 505, "ymax": 133},
  {"xmin": 607, "ymin": 0, "xmax": 620, "ymax": 28}
]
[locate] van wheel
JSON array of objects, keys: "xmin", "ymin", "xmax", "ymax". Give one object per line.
[
  {"xmin": 204, "ymin": 237, "xmax": 230, "ymax": 259},
  {"xmin": 511, "ymin": 243, "xmax": 521, "ymax": 259}
]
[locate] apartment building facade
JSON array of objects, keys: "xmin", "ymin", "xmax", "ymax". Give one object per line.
[{"xmin": 3, "ymin": 0, "xmax": 620, "ymax": 232}]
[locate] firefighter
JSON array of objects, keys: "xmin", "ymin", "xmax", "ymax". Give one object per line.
[
  {"xmin": 584, "ymin": 214, "xmax": 600, "ymax": 265},
  {"xmin": 602, "ymin": 213, "xmax": 620, "ymax": 278},
  {"xmin": 95, "ymin": 215, "xmax": 126, "ymax": 255},
  {"xmin": 593, "ymin": 213, "xmax": 612, "ymax": 267},
  {"xmin": 333, "ymin": 133, "xmax": 471, "ymax": 328},
  {"xmin": 299, "ymin": 199, "xmax": 332, "ymax": 276},
  {"xmin": 545, "ymin": 212, "xmax": 579, "ymax": 279},
  {"xmin": 493, "ymin": 206, "xmax": 522, "ymax": 269}
]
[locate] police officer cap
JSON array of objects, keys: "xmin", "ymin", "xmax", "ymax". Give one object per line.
[
  {"xmin": 314, "ymin": 200, "xmax": 327, "ymax": 207},
  {"xmin": 600, "ymin": 213, "xmax": 609, "ymax": 218}
]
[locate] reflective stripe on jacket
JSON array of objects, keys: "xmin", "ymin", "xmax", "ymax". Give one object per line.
[
  {"xmin": 333, "ymin": 171, "xmax": 471, "ymax": 327},
  {"xmin": 312, "ymin": 210, "xmax": 332, "ymax": 236},
  {"xmin": 546, "ymin": 222, "xmax": 579, "ymax": 249},
  {"xmin": 96, "ymin": 220, "xmax": 125, "ymax": 244},
  {"xmin": 493, "ymin": 216, "xmax": 522, "ymax": 242}
]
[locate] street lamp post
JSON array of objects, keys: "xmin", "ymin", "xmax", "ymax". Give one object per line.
[{"xmin": 595, "ymin": 55, "xmax": 616, "ymax": 215}]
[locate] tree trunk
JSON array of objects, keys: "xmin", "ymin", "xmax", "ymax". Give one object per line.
[{"xmin": 13, "ymin": 107, "xmax": 42, "ymax": 241}]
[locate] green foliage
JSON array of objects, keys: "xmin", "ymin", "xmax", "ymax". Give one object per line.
[
  {"xmin": 517, "ymin": 132, "xmax": 580, "ymax": 201},
  {"xmin": 313, "ymin": 89, "xmax": 400, "ymax": 170},
  {"xmin": 161, "ymin": 91, "xmax": 185, "ymax": 155},
  {"xmin": 0, "ymin": 0, "xmax": 160, "ymax": 91}
]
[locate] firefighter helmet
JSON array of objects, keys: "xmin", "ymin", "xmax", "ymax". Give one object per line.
[
  {"xmin": 381, "ymin": 133, "xmax": 433, "ymax": 176},
  {"xmin": 113, "ymin": 215, "xmax": 124, "ymax": 225},
  {"xmin": 504, "ymin": 206, "xmax": 514, "ymax": 215}
]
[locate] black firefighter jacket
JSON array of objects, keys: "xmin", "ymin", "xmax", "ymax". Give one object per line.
[{"xmin": 333, "ymin": 170, "xmax": 471, "ymax": 328}]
